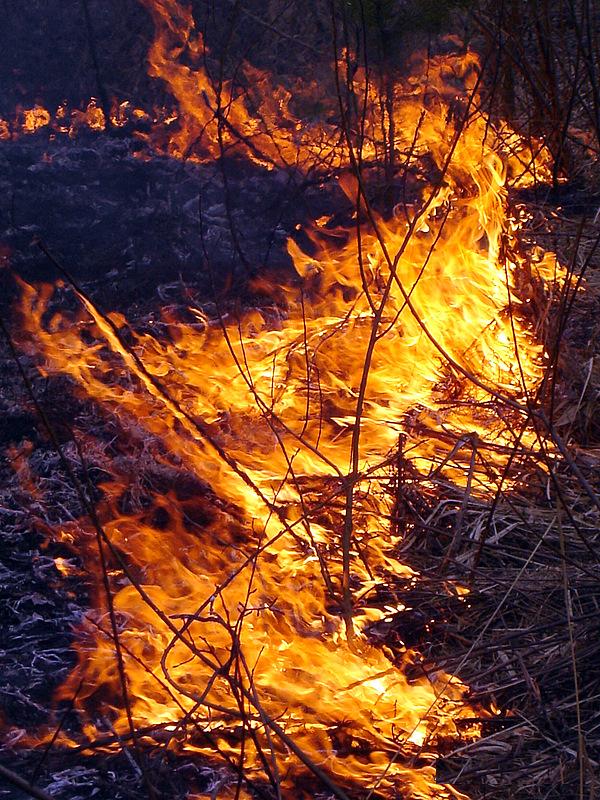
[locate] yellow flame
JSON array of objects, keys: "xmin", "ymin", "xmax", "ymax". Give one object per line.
[{"xmin": 11, "ymin": 6, "xmax": 566, "ymax": 799}]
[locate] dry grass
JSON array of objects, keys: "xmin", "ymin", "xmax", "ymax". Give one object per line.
[{"xmin": 385, "ymin": 209, "xmax": 600, "ymax": 800}]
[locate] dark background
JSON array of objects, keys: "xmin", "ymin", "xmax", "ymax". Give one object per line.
[{"xmin": 0, "ymin": 0, "xmax": 152, "ymax": 113}]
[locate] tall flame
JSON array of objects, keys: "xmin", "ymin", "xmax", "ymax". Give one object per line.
[{"xmin": 12, "ymin": 3, "xmax": 564, "ymax": 799}]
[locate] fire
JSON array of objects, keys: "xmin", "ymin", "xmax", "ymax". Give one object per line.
[
  {"xmin": 9, "ymin": 3, "xmax": 566, "ymax": 799},
  {"xmin": 137, "ymin": 0, "xmax": 555, "ymax": 186},
  {"xmin": 0, "ymin": 99, "xmax": 161, "ymax": 140},
  {"xmin": 135, "ymin": 0, "xmax": 344, "ymax": 168}
]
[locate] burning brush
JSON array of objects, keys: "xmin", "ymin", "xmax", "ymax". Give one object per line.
[{"xmin": 1, "ymin": 2, "xmax": 571, "ymax": 799}]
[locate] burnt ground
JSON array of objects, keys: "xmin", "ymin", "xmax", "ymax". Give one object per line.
[{"xmin": 0, "ymin": 130, "xmax": 349, "ymax": 314}]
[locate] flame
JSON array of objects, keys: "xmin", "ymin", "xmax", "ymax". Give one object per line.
[
  {"xmin": 135, "ymin": 0, "xmax": 344, "ymax": 169},
  {"xmin": 136, "ymin": 0, "xmax": 556, "ymax": 188},
  {"xmin": 9, "ymin": 4, "xmax": 567, "ymax": 799},
  {"xmin": 0, "ymin": 99, "xmax": 164, "ymax": 140}
]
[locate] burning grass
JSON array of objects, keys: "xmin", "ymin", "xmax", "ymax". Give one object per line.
[
  {"xmin": 1, "ymin": 2, "xmax": 600, "ymax": 800},
  {"xmin": 3, "ymin": 209, "xmax": 599, "ymax": 800}
]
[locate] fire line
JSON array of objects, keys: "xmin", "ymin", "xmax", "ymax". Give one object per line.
[{"xmin": 8, "ymin": 2, "xmax": 566, "ymax": 798}]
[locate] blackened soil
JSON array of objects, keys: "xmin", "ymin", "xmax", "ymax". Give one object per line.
[{"xmin": 0, "ymin": 131, "xmax": 349, "ymax": 318}]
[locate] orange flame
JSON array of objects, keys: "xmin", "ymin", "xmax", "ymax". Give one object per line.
[
  {"xmin": 0, "ymin": 99, "xmax": 164, "ymax": 140},
  {"xmin": 10, "ymin": 4, "xmax": 566, "ymax": 799}
]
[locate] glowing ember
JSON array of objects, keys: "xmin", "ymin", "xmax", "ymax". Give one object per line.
[{"xmin": 9, "ymin": 3, "xmax": 566, "ymax": 799}]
